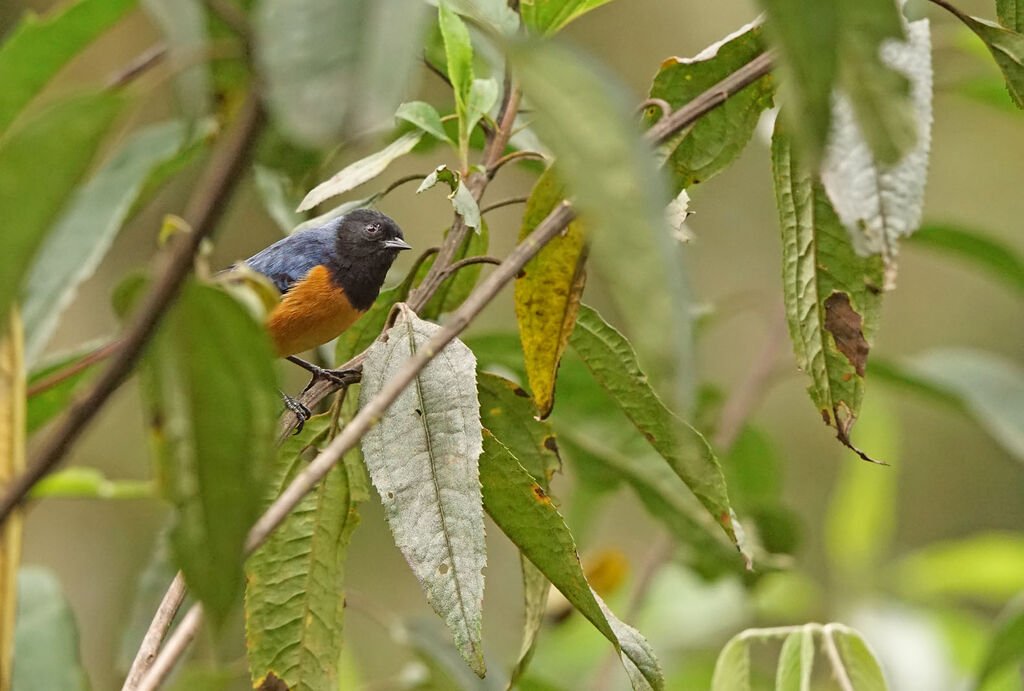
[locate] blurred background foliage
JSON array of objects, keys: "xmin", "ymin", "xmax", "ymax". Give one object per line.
[{"xmin": 2, "ymin": 0, "xmax": 1023, "ymax": 689}]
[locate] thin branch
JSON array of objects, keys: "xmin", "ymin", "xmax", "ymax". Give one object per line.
[
  {"xmin": 26, "ymin": 339, "xmax": 121, "ymax": 398},
  {"xmin": 105, "ymin": 44, "xmax": 168, "ymax": 89},
  {"xmin": 380, "ymin": 173, "xmax": 427, "ymax": 198},
  {"xmin": 480, "ymin": 196, "xmax": 528, "ymax": 214},
  {"xmin": 438, "ymin": 255, "xmax": 502, "ymax": 281},
  {"xmin": 121, "ymin": 573, "xmax": 187, "ymax": 690},
  {"xmin": 135, "ymin": 603, "xmax": 203, "ymax": 691},
  {"xmin": 423, "ymin": 55, "xmax": 453, "ymax": 88},
  {"xmin": 0, "ymin": 92, "xmax": 264, "ymax": 524},
  {"xmin": 488, "ymin": 149, "xmax": 547, "ymax": 175}
]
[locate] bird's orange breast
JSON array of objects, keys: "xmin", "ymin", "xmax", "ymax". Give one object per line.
[{"xmin": 267, "ymin": 265, "xmax": 366, "ymax": 356}]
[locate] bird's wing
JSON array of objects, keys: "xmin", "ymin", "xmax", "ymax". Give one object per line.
[{"xmin": 240, "ymin": 228, "xmax": 335, "ymax": 294}]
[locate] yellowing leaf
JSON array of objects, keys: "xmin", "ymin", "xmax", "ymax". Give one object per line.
[
  {"xmin": 514, "ymin": 168, "xmax": 587, "ymax": 419},
  {"xmin": 0, "ymin": 310, "xmax": 24, "ymax": 690}
]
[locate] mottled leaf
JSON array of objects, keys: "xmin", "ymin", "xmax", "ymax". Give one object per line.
[
  {"xmin": 514, "ymin": 168, "xmax": 587, "ymax": 419},
  {"xmin": 246, "ymin": 414, "xmax": 366, "ymax": 691},
  {"xmin": 646, "ymin": 23, "xmax": 774, "ymax": 192},
  {"xmin": 22, "ymin": 121, "xmax": 189, "ymax": 366},
  {"xmin": 822, "ymin": 20, "xmax": 933, "ymax": 287},
  {"xmin": 12, "ymin": 567, "xmax": 88, "ymax": 691},
  {"xmin": 0, "ymin": 0, "xmax": 135, "ymax": 136},
  {"xmin": 569, "ymin": 304, "xmax": 744, "ymax": 552},
  {"xmin": 359, "ymin": 305, "xmax": 486, "ymax": 676},
  {"xmin": 478, "ymin": 372, "xmax": 560, "ymax": 486},
  {"xmin": 711, "ymin": 634, "xmax": 751, "ymax": 691},
  {"xmin": 776, "ymin": 628, "xmax": 814, "ymax": 691},
  {"xmin": 771, "ymin": 125, "xmax": 884, "ymax": 461},
  {"xmin": 256, "ymin": 0, "xmax": 427, "ymax": 145},
  {"xmin": 909, "ymin": 223, "xmax": 1024, "ymax": 295},
  {"xmin": 135, "ymin": 280, "xmax": 279, "ymax": 627},
  {"xmin": 0, "ymin": 92, "xmax": 122, "ymax": 327},
  {"xmin": 937, "ymin": 3, "xmax": 1024, "ymax": 109},
  {"xmin": 298, "ymin": 131, "xmax": 423, "ymax": 211},
  {"xmin": 520, "ymin": 0, "xmax": 616, "ymax": 36},
  {"xmin": 396, "ymin": 101, "xmax": 452, "ymax": 143},
  {"xmin": 998, "ymin": 0, "xmax": 1024, "ymax": 33},
  {"xmin": 141, "ymin": 0, "xmax": 210, "ymax": 122},
  {"xmin": 0, "ymin": 311, "xmax": 24, "ymax": 690},
  {"xmin": 826, "ymin": 624, "xmax": 887, "ymax": 691},
  {"xmin": 479, "ymin": 433, "xmax": 663, "ymax": 690}
]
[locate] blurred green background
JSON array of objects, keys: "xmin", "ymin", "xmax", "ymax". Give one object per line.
[{"xmin": 8, "ymin": 0, "xmax": 1023, "ymax": 688}]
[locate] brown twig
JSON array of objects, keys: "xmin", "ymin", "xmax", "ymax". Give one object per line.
[
  {"xmin": 0, "ymin": 92, "xmax": 264, "ymax": 524},
  {"xmin": 488, "ymin": 149, "xmax": 546, "ymax": 175},
  {"xmin": 438, "ymin": 255, "xmax": 502, "ymax": 280},
  {"xmin": 26, "ymin": 339, "xmax": 122, "ymax": 398},
  {"xmin": 121, "ymin": 573, "xmax": 187, "ymax": 690},
  {"xmin": 135, "ymin": 603, "xmax": 203, "ymax": 691},
  {"xmin": 105, "ymin": 44, "xmax": 168, "ymax": 89},
  {"xmin": 480, "ymin": 196, "xmax": 528, "ymax": 214}
]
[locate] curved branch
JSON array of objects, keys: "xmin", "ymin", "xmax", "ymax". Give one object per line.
[
  {"xmin": 480, "ymin": 196, "xmax": 528, "ymax": 214},
  {"xmin": 438, "ymin": 255, "xmax": 502, "ymax": 281}
]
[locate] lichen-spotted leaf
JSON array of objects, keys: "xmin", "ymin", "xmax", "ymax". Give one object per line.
[
  {"xmin": 359, "ymin": 304, "xmax": 486, "ymax": 676},
  {"xmin": 514, "ymin": 168, "xmax": 587, "ymax": 419}
]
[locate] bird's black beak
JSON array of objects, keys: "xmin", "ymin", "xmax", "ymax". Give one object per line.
[{"xmin": 383, "ymin": 238, "xmax": 412, "ymax": 251}]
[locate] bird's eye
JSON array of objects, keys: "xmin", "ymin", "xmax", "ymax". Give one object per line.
[{"xmin": 365, "ymin": 223, "xmax": 382, "ymax": 235}]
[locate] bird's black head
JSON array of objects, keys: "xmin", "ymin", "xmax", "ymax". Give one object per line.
[{"xmin": 327, "ymin": 209, "xmax": 411, "ymax": 310}]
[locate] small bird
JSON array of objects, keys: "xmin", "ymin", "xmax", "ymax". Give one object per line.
[{"xmin": 237, "ymin": 208, "xmax": 411, "ymax": 426}]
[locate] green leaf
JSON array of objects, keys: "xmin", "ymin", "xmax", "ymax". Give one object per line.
[
  {"xmin": 136, "ymin": 280, "xmax": 279, "ymax": 627},
  {"xmin": 894, "ymin": 533, "xmax": 1024, "ymax": 604},
  {"xmin": 904, "ymin": 348, "xmax": 1024, "ymax": 463},
  {"xmin": 977, "ymin": 596, "xmax": 1024, "ymax": 686},
  {"xmin": 0, "ymin": 0, "xmax": 135, "ymax": 136},
  {"xmin": 710, "ymin": 634, "xmax": 750, "ymax": 691},
  {"xmin": 28, "ymin": 467, "xmax": 152, "ymax": 499},
  {"xmin": 520, "ymin": 0, "xmax": 616, "ymax": 36},
  {"xmin": 936, "ymin": 4, "xmax": 1024, "ymax": 109},
  {"xmin": 908, "ymin": 224, "xmax": 1024, "ymax": 296},
  {"xmin": 415, "ymin": 221, "xmax": 490, "ymax": 321},
  {"xmin": 439, "ymin": 0, "xmax": 475, "ymax": 164},
  {"xmin": 26, "ymin": 340, "xmax": 106, "ymax": 435},
  {"xmin": 467, "ymin": 77, "xmax": 500, "ymax": 136},
  {"xmin": 246, "ymin": 415, "xmax": 365, "ymax": 691},
  {"xmin": 776, "ymin": 628, "xmax": 813, "ymax": 691},
  {"xmin": 396, "ymin": 101, "xmax": 452, "ymax": 143},
  {"xmin": 479, "ymin": 433, "xmax": 664, "ymax": 690},
  {"xmin": 477, "ymin": 372, "xmax": 560, "ymax": 487},
  {"xmin": 569, "ymin": 304, "xmax": 745, "ymax": 554},
  {"xmin": 509, "ymin": 39, "xmax": 689, "ymax": 400},
  {"xmin": 12, "ymin": 567, "xmax": 88, "ymax": 691},
  {"xmin": 0, "ymin": 92, "xmax": 122, "ymax": 327},
  {"xmin": 0, "ymin": 311, "xmax": 24, "ymax": 691},
  {"xmin": 998, "ymin": 0, "xmax": 1024, "ymax": 33},
  {"xmin": 22, "ymin": 121, "xmax": 189, "ymax": 365},
  {"xmin": 334, "ymin": 285, "xmax": 404, "ymax": 366},
  {"xmin": 646, "ymin": 23, "xmax": 774, "ymax": 192},
  {"xmin": 141, "ymin": 0, "xmax": 210, "ymax": 122},
  {"xmin": 253, "ymin": 165, "xmax": 304, "ymax": 234},
  {"xmin": 821, "ymin": 20, "xmax": 933, "ymax": 287},
  {"xmin": 757, "ymin": 0, "xmax": 838, "ymax": 162},
  {"xmin": 514, "ymin": 168, "xmax": 587, "ymax": 419},
  {"xmin": 359, "ymin": 305, "xmax": 486, "ymax": 676},
  {"xmin": 417, "ymin": 165, "xmax": 483, "ymax": 231},
  {"xmin": 836, "ymin": 1, "xmax": 917, "ymax": 164},
  {"xmin": 256, "ymin": 0, "xmax": 428, "ymax": 145},
  {"xmin": 826, "ymin": 624, "xmax": 887, "ymax": 691},
  {"xmin": 771, "ymin": 125, "xmax": 884, "ymax": 461},
  {"xmin": 298, "ymin": 131, "xmax": 423, "ymax": 211}
]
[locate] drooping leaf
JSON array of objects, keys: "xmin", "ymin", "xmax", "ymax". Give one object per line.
[
  {"xmin": 396, "ymin": 101, "xmax": 452, "ymax": 143},
  {"xmin": 359, "ymin": 305, "xmax": 486, "ymax": 676},
  {"xmin": 894, "ymin": 533, "xmax": 1024, "ymax": 604},
  {"xmin": 0, "ymin": 92, "xmax": 122, "ymax": 327},
  {"xmin": 776, "ymin": 628, "xmax": 814, "ymax": 691},
  {"xmin": 826, "ymin": 624, "xmax": 887, "ymax": 691},
  {"xmin": 976, "ymin": 596, "xmax": 1024, "ymax": 687},
  {"xmin": 757, "ymin": 0, "xmax": 838, "ymax": 162},
  {"xmin": 22, "ymin": 121, "xmax": 189, "ymax": 366},
  {"xmin": 0, "ymin": 0, "xmax": 135, "ymax": 136},
  {"xmin": 908, "ymin": 223, "xmax": 1024, "ymax": 295},
  {"xmin": 417, "ymin": 165, "xmax": 482, "ymax": 231},
  {"xmin": 420, "ymin": 221, "xmax": 489, "ymax": 319},
  {"xmin": 508, "ymin": 39, "xmax": 690, "ymax": 401},
  {"xmin": 935, "ymin": 3, "xmax": 1024, "ymax": 108},
  {"xmin": 298, "ymin": 131, "xmax": 423, "ymax": 211},
  {"xmin": 710, "ymin": 634, "xmax": 751, "ymax": 691},
  {"xmin": 141, "ymin": 0, "xmax": 210, "ymax": 122},
  {"xmin": 645, "ymin": 23, "xmax": 774, "ymax": 193},
  {"xmin": 477, "ymin": 372, "xmax": 560, "ymax": 487},
  {"xmin": 246, "ymin": 414, "xmax": 366, "ymax": 691},
  {"xmin": 821, "ymin": 20, "xmax": 933, "ymax": 287},
  {"xmin": 836, "ymin": 1, "xmax": 917, "ymax": 165},
  {"xmin": 12, "ymin": 567, "xmax": 88, "ymax": 691},
  {"xmin": 569, "ymin": 304, "xmax": 744, "ymax": 552},
  {"xmin": 257, "ymin": 0, "xmax": 427, "ymax": 145},
  {"xmin": 998, "ymin": 0, "xmax": 1024, "ymax": 33},
  {"xmin": 520, "ymin": 0, "xmax": 616, "ymax": 36},
  {"xmin": 479, "ymin": 433, "xmax": 664, "ymax": 690},
  {"xmin": 771, "ymin": 125, "xmax": 884, "ymax": 461},
  {"xmin": 26, "ymin": 340, "xmax": 107, "ymax": 435},
  {"xmin": 134, "ymin": 280, "xmax": 279, "ymax": 627},
  {"xmin": 0, "ymin": 310, "xmax": 24, "ymax": 690},
  {"xmin": 514, "ymin": 168, "xmax": 587, "ymax": 419}
]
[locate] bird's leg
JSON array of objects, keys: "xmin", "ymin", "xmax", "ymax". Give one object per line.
[
  {"xmin": 286, "ymin": 355, "xmax": 358, "ymax": 387},
  {"xmin": 280, "ymin": 390, "xmax": 311, "ymax": 434}
]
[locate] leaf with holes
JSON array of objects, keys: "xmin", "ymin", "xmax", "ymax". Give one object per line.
[
  {"xmin": 772, "ymin": 126, "xmax": 884, "ymax": 462},
  {"xmin": 570, "ymin": 304, "xmax": 747, "ymax": 557},
  {"xmin": 645, "ymin": 23, "xmax": 774, "ymax": 192},
  {"xmin": 479, "ymin": 433, "xmax": 663, "ymax": 690},
  {"xmin": 246, "ymin": 413, "xmax": 367, "ymax": 691},
  {"xmin": 822, "ymin": 20, "xmax": 933, "ymax": 287},
  {"xmin": 514, "ymin": 168, "xmax": 587, "ymax": 419},
  {"xmin": 359, "ymin": 305, "xmax": 486, "ymax": 676}
]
